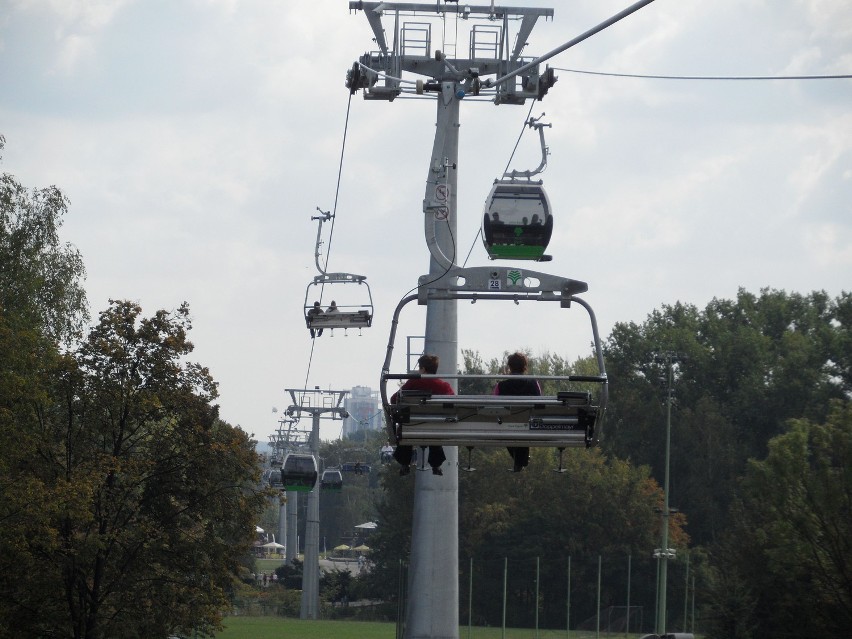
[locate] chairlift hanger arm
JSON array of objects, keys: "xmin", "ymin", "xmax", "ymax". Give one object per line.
[
  {"xmin": 416, "ymin": 265, "xmax": 588, "ymax": 304},
  {"xmin": 312, "ymin": 208, "xmax": 334, "ymax": 277}
]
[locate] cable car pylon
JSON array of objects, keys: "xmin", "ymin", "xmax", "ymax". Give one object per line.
[{"xmin": 345, "ymin": 3, "xmax": 657, "ymax": 638}]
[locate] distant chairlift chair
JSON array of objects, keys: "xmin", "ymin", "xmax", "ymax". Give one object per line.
[{"xmin": 304, "ymin": 208, "xmax": 374, "ymax": 337}]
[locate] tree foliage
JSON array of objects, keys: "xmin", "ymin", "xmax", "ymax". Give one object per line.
[
  {"xmin": 364, "ymin": 352, "xmax": 684, "ymax": 627},
  {"xmin": 702, "ymin": 401, "xmax": 852, "ymax": 639},
  {"xmin": 0, "ymin": 299, "xmax": 268, "ymax": 639},
  {"xmin": 602, "ymin": 288, "xmax": 849, "ymax": 545},
  {"xmin": 0, "ymin": 135, "xmax": 88, "ymax": 343}
]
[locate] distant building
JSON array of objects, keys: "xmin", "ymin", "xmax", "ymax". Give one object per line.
[{"xmin": 341, "ymin": 386, "xmax": 382, "ymax": 437}]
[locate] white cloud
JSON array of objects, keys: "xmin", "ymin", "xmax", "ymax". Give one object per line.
[{"xmin": 44, "ymin": 0, "xmax": 132, "ymax": 74}]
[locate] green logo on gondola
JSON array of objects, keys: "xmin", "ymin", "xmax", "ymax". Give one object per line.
[{"xmin": 507, "ymin": 270, "xmax": 522, "ymax": 286}]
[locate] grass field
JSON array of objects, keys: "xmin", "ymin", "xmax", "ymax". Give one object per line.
[
  {"xmin": 254, "ymin": 557, "xmax": 286, "ymax": 573},
  {"xmin": 215, "ymin": 616, "xmax": 657, "ymax": 639}
]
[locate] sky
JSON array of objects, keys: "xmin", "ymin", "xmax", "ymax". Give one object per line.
[{"xmin": 2, "ymin": 0, "xmax": 850, "ymax": 443}]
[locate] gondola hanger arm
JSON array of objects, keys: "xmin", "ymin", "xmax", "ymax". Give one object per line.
[{"xmin": 504, "ymin": 114, "xmax": 550, "ymax": 180}]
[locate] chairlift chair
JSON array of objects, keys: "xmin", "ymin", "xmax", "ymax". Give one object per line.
[
  {"xmin": 341, "ymin": 461, "xmax": 371, "ymax": 475},
  {"xmin": 379, "ymin": 265, "xmax": 607, "ymax": 458},
  {"xmin": 304, "ymin": 208, "xmax": 374, "ymax": 336}
]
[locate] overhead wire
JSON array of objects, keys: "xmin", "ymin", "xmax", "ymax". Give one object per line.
[{"xmin": 552, "ymin": 67, "xmax": 852, "ymax": 81}]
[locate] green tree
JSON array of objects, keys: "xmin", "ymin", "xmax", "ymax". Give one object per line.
[
  {"xmin": 0, "ymin": 135, "xmax": 88, "ymax": 343},
  {"xmin": 457, "ymin": 446, "xmax": 686, "ymax": 627},
  {"xmin": 602, "ymin": 289, "xmax": 849, "ymax": 545},
  {"xmin": 0, "ymin": 137, "xmax": 92, "ymax": 637},
  {"xmin": 0, "ymin": 301, "xmax": 268, "ymax": 639},
  {"xmin": 704, "ymin": 400, "xmax": 851, "ymax": 639},
  {"xmin": 365, "ymin": 350, "xmax": 683, "ymax": 626}
]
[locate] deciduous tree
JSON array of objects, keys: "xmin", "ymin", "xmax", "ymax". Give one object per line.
[
  {"xmin": 703, "ymin": 400, "xmax": 851, "ymax": 638},
  {"xmin": 1, "ymin": 301, "xmax": 267, "ymax": 639}
]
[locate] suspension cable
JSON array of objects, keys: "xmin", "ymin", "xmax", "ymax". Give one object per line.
[
  {"xmin": 553, "ymin": 67, "xmax": 852, "ymax": 81},
  {"xmin": 302, "ymin": 92, "xmax": 355, "ymax": 395},
  {"xmin": 460, "ymin": 100, "xmax": 537, "ymax": 267},
  {"xmin": 503, "ymin": 100, "xmax": 538, "ymax": 177}
]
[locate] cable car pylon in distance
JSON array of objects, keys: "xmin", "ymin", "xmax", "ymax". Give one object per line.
[
  {"xmin": 379, "ymin": 264, "xmax": 608, "ymax": 455},
  {"xmin": 304, "ymin": 208, "xmax": 374, "ymax": 337},
  {"xmin": 483, "ymin": 115, "xmax": 554, "ymax": 262}
]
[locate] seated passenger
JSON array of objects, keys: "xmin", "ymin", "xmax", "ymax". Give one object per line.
[
  {"xmin": 391, "ymin": 354, "xmax": 455, "ymax": 476},
  {"xmin": 494, "ymin": 352, "xmax": 541, "ymax": 472},
  {"xmin": 307, "ymin": 301, "xmax": 324, "ymax": 338}
]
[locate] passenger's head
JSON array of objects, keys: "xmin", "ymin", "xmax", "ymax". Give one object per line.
[
  {"xmin": 417, "ymin": 354, "xmax": 440, "ymax": 374},
  {"xmin": 506, "ymin": 352, "xmax": 529, "ymax": 375},
  {"xmin": 313, "ymin": 301, "xmax": 320, "ymax": 307}
]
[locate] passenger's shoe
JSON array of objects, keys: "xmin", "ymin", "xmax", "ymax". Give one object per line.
[
  {"xmin": 431, "ymin": 467, "xmax": 443, "ymax": 476},
  {"xmin": 399, "ymin": 466, "xmax": 411, "ymax": 476}
]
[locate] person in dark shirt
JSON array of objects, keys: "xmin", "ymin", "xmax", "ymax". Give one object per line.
[
  {"xmin": 307, "ymin": 301, "xmax": 324, "ymax": 338},
  {"xmin": 494, "ymin": 352, "xmax": 541, "ymax": 472},
  {"xmin": 391, "ymin": 354, "xmax": 455, "ymax": 476}
]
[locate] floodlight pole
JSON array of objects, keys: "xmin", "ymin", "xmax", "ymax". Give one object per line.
[{"xmin": 654, "ymin": 352, "xmax": 679, "ymax": 636}]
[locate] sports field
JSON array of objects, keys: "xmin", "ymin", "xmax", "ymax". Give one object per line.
[{"xmin": 215, "ymin": 616, "xmax": 655, "ymax": 639}]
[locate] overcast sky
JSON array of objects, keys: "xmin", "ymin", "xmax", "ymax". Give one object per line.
[{"xmin": 2, "ymin": 0, "xmax": 850, "ymax": 443}]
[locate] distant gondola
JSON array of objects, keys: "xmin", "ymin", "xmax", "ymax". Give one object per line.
[
  {"xmin": 320, "ymin": 468, "xmax": 344, "ymax": 491},
  {"xmin": 280, "ymin": 453, "xmax": 318, "ymax": 492}
]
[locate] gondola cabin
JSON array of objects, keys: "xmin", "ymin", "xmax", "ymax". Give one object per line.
[
  {"xmin": 264, "ymin": 467, "xmax": 283, "ymax": 489},
  {"xmin": 320, "ymin": 468, "xmax": 343, "ymax": 491},
  {"xmin": 280, "ymin": 453, "xmax": 318, "ymax": 492},
  {"xmin": 482, "ymin": 180, "xmax": 553, "ymax": 261}
]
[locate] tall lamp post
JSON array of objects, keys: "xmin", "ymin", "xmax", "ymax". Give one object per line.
[{"xmin": 653, "ymin": 351, "xmax": 682, "ymax": 637}]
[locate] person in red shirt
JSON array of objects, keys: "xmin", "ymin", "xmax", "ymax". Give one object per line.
[
  {"xmin": 391, "ymin": 354, "xmax": 455, "ymax": 476},
  {"xmin": 494, "ymin": 351, "xmax": 542, "ymax": 472}
]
